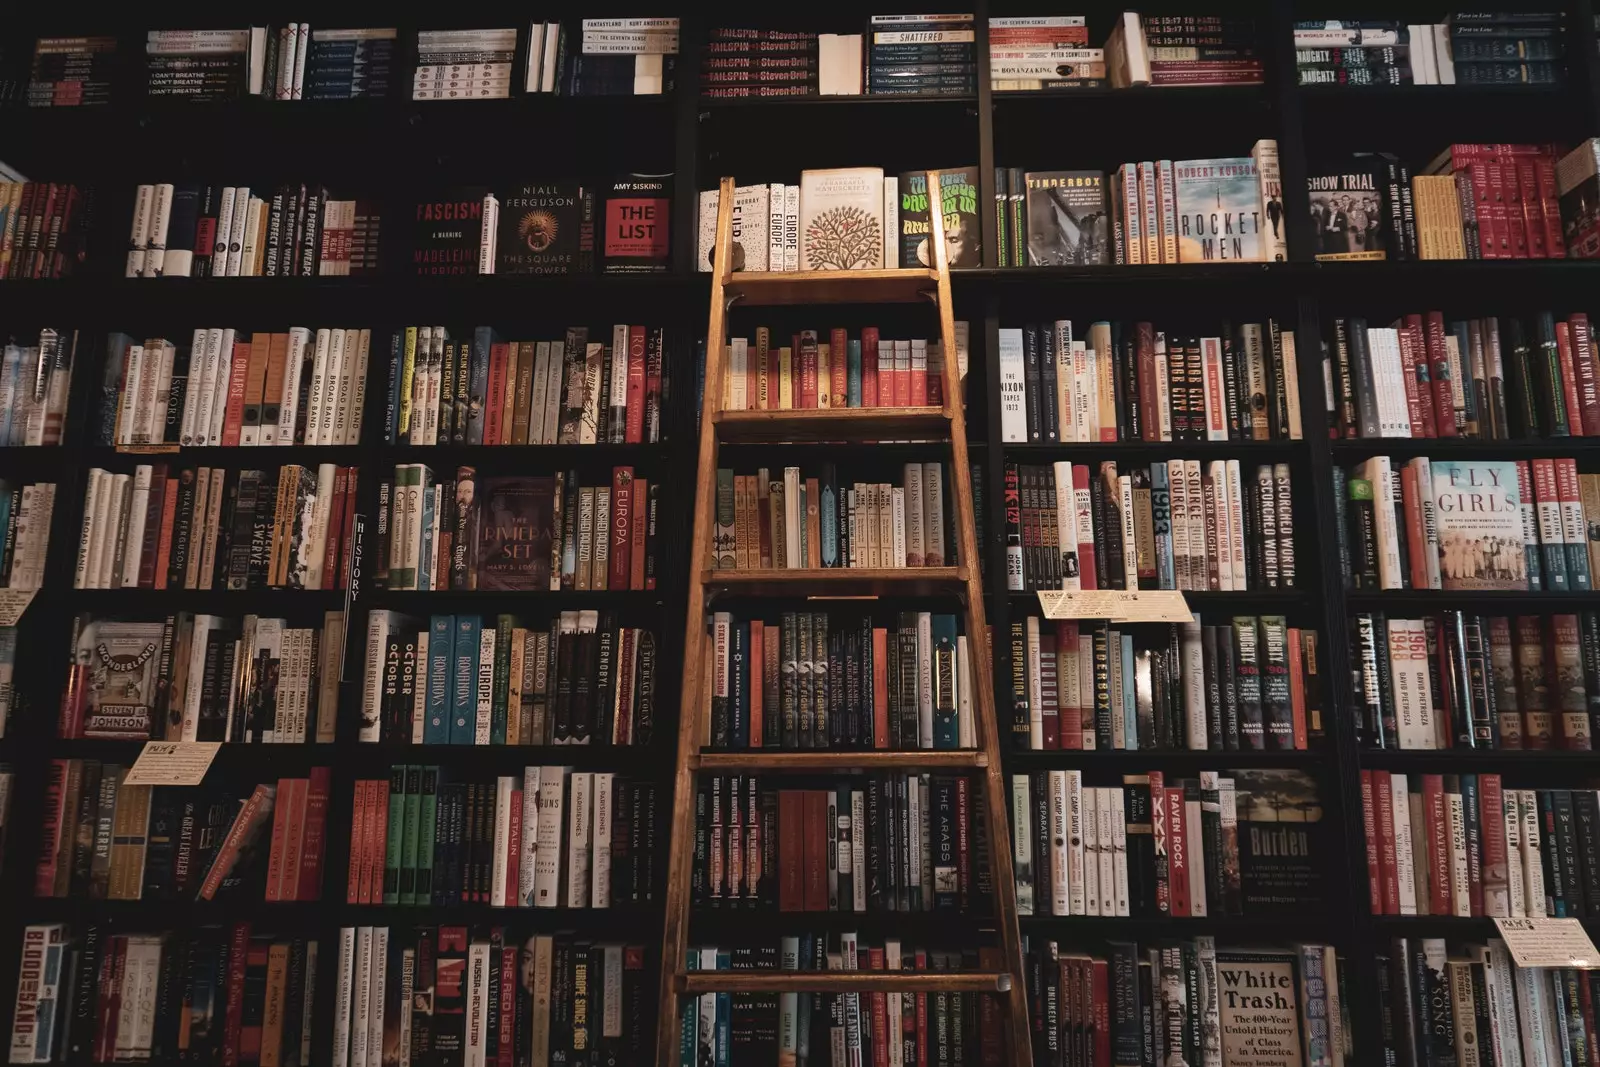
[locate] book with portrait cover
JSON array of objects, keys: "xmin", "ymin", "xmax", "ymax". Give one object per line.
[
  {"xmin": 1023, "ymin": 170, "xmax": 1109, "ymax": 266},
  {"xmin": 1430, "ymin": 460, "xmax": 1527, "ymax": 590},
  {"xmin": 412, "ymin": 187, "xmax": 488, "ymax": 276},
  {"xmin": 897, "ymin": 167, "xmax": 982, "ymax": 269},
  {"xmin": 496, "ymin": 183, "xmax": 595, "ymax": 275},
  {"xmin": 1306, "ymin": 159, "xmax": 1388, "ymax": 261},
  {"xmin": 602, "ymin": 173, "xmax": 672, "ymax": 274},
  {"xmin": 1232, "ymin": 767, "xmax": 1324, "ymax": 911},
  {"xmin": 1174, "ymin": 157, "xmax": 1263, "ymax": 263},
  {"xmin": 476, "ymin": 476, "xmax": 557, "ymax": 591}
]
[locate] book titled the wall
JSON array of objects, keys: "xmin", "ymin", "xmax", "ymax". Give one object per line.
[
  {"xmin": 704, "ymin": 609, "xmax": 974, "ymax": 751},
  {"xmin": 386, "ymin": 324, "xmax": 669, "ymax": 445},
  {"xmin": 126, "ymin": 183, "xmax": 378, "ymax": 278},
  {"xmin": 1353, "ymin": 610, "xmax": 1600, "ymax": 750},
  {"xmin": 413, "ymin": 28, "xmax": 517, "ymax": 100},
  {"xmin": 346, "ymin": 767, "xmax": 655, "ymax": 909},
  {"xmin": 330, "ymin": 927, "xmax": 648, "ymax": 1067},
  {"xmin": 73, "ymin": 463, "xmax": 358, "ymax": 594},
  {"xmin": 0, "ymin": 181, "xmax": 92, "ymax": 279},
  {"xmin": 59, "ymin": 611, "xmax": 344, "ymax": 744},
  {"xmin": 1011, "ymin": 615, "xmax": 1321, "ymax": 752},
  {"xmin": 103, "ymin": 326, "xmax": 370, "ymax": 447},
  {"xmin": 27, "ymin": 36, "xmax": 116, "ymax": 107},
  {"xmin": 32, "ymin": 763, "xmax": 330, "ymax": 903},
  {"xmin": 1006, "ymin": 459, "xmax": 1294, "ymax": 593},
  {"xmin": 360, "ymin": 611, "xmax": 656, "ymax": 746},
  {"xmin": 10, "ymin": 924, "xmax": 322, "ymax": 1065}
]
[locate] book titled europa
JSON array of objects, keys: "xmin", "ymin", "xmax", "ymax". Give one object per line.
[
  {"xmin": 496, "ymin": 183, "xmax": 595, "ymax": 275},
  {"xmin": 798, "ymin": 167, "xmax": 885, "ymax": 270},
  {"xmin": 1430, "ymin": 460, "xmax": 1528, "ymax": 590},
  {"xmin": 1174, "ymin": 157, "xmax": 1265, "ymax": 262}
]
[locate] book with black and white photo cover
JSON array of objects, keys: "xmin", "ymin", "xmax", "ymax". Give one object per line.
[
  {"xmin": 1430, "ymin": 460, "xmax": 1527, "ymax": 590},
  {"xmin": 1306, "ymin": 159, "xmax": 1388, "ymax": 261},
  {"xmin": 1174, "ymin": 157, "xmax": 1264, "ymax": 263},
  {"xmin": 798, "ymin": 167, "xmax": 885, "ymax": 270},
  {"xmin": 70, "ymin": 619, "xmax": 166, "ymax": 739},
  {"xmin": 1023, "ymin": 170, "xmax": 1109, "ymax": 266},
  {"xmin": 497, "ymin": 184, "xmax": 596, "ymax": 276},
  {"xmin": 897, "ymin": 167, "xmax": 982, "ymax": 269},
  {"xmin": 476, "ymin": 476, "xmax": 558, "ymax": 591},
  {"xmin": 1232, "ymin": 767, "xmax": 1324, "ymax": 912}
]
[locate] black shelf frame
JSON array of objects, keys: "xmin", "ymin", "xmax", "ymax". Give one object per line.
[{"xmin": 1, "ymin": 2, "xmax": 1599, "ymax": 1064}]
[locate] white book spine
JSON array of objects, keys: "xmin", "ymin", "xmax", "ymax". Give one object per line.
[
  {"xmin": 96, "ymin": 474, "xmax": 128, "ymax": 589},
  {"xmin": 119, "ymin": 465, "xmax": 153, "ymax": 588},
  {"xmin": 519, "ymin": 766, "xmax": 540, "ymax": 906},
  {"xmin": 349, "ymin": 927, "xmax": 372, "ymax": 1067},
  {"xmin": 1061, "ymin": 770, "xmax": 1082, "ymax": 916},
  {"xmin": 1225, "ymin": 459, "xmax": 1248, "ymax": 586},
  {"xmin": 1111, "ymin": 786, "xmax": 1130, "ymax": 916},
  {"xmin": 279, "ymin": 327, "xmax": 310, "ymax": 444},
  {"xmin": 490, "ymin": 775, "xmax": 513, "ymax": 907},
  {"xmin": 142, "ymin": 183, "xmax": 174, "ymax": 278},
  {"xmin": 306, "ymin": 328, "xmax": 335, "ymax": 446},
  {"xmin": 74, "ymin": 469, "xmax": 102, "ymax": 589},
  {"xmin": 1390, "ymin": 773, "xmax": 1418, "ymax": 915},
  {"xmin": 592, "ymin": 772, "xmax": 614, "ymax": 908},
  {"xmin": 1505, "ymin": 786, "xmax": 1525, "ymax": 918},
  {"xmin": 359, "ymin": 612, "xmax": 390, "ymax": 742},
  {"xmin": 1184, "ymin": 790, "xmax": 1206, "ymax": 917},
  {"xmin": 475, "ymin": 626, "xmax": 496, "ymax": 744},
  {"xmin": 534, "ymin": 767, "xmax": 566, "ymax": 907},
  {"xmin": 224, "ymin": 187, "xmax": 251, "ymax": 276},
  {"xmin": 1181, "ymin": 614, "xmax": 1206, "ymax": 749},
  {"xmin": 1521, "ymin": 790, "xmax": 1545, "ymax": 917},
  {"xmin": 205, "ymin": 329, "xmax": 236, "ymax": 447},
  {"xmin": 565, "ymin": 772, "xmax": 593, "ymax": 907},
  {"xmin": 1011, "ymin": 775, "xmax": 1033, "ymax": 915},
  {"xmin": 1081, "ymin": 784, "xmax": 1100, "ymax": 916},
  {"xmin": 126, "ymin": 184, "xmax": 154, "ymax": 277}
]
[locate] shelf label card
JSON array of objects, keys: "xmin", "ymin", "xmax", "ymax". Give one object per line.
[
  {"xmin": 0, "ymin": 588, "xmax": 37, "ymax": 625},
  {"xmin": 1036, "ymin": 589, "xmax": 1192, "ymax": 623},
  {"xmin": 125, "ymin": 741, "xmax": 222, "ymax": 787},
  {"xmin": 1494, "ymin": 918, "xmax": 1600, "ymax": 968}
]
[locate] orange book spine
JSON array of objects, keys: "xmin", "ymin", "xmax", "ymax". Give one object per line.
[
  {"xmin": 748, "ymin": 620, "xmax": 764, "ymax": 747},
  {"xmin": 1288, "ymin": 627, "xmax": 1308, "ymax": 750},
  {"xmin": 365, "ymin": 778, "xmax": 388, "ymax": 904},
  {"xmin": 220, "ymin": 340, "xmax": 251, "ymax": 447},
  {"xmin": 484, "ymin": 342, "xmax": 509, "ymax": 445},
  {"xmin": 277, "ymin": 778, "xmax": 309, "ymax": 902},
  {"xmin": 872, "ymin": 627, "xmax": 889, "ymax": 748},
  {"xmin": 346, "ymin": 780, "xmax": 367, "ymax": 904},
  {"xmin": 829, "ymin": 328, "xmax": 849, "ymax": 407},
  {"xmin": 1400, "ymin": 465, "xmax": 1428, "ymax": 589},
  {"xmin": 198, "ymin": 784, "xmax": 275, "ymax": 901},
  {"xmin": 320, "ymin": 468, "xmax": 348, "ymax": 592},
  {"xmin": 262, "ymin": 780, "xmax": 292, "ymax": 902},
  {"xmin": 630, "ymin": 478, "xmax": 648, "ymax": 591},
  {"xmin": 1556, "ymin": 321, "xmax": 1586, "ymax": 437}
]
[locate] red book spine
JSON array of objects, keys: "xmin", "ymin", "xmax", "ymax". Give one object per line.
[
  {"xmin": 1056, "ymin": 622, "xmax": 1082, "ymax": 751},
  {"xmin": 483, "ymin": 342, "xmax": 508, "ymax": 445},
  {"xmin": 873, "ymin": 628, "xmax": 889, "ymax": 748},
  {"xmin": 1536, "ymin": 157, "xmax": 1568, "ymax": 258},
  {"xmin": 277, "ymin": 777, "xmax": 308, "ymax": 903},
  {"xmin": 32, "ymin": 760, "xmax": 66, "ymax": 895},
  {"xmin": 1092, "ymin": 957, "xmax": 1111, "ymax": 1067},
  {"xmin": 364, "ymin": 778, "xmax": 388, "ymax": 904},
  {"xmin": 829, "ymin": 328, "xmax": 849, "ymax": 408},
  {"xmin": 1517, "ymin": 160, "xmax": 1548, "ymax": 258},
  {"xmin": 625, "ymin": 326, "xmax": 647, "ymax": 443},
  {"xmin": 1288, "ymin": 627, "xmax": 1308, "ymax": 750},
  {"xmin": 799, "ymin": 332, "xmax": 819, "ymax": 408},
  {"xmin": 861, "ymin": 327, "xmax": 880, "ymax": 406},
  {"xmin": 154, "ymin": 480, "xmax": 179, "ymax": 590},
  {"xmin": 893, "ymin": 344, "xmax": 911, "ymax": 408},
  {"xmin": 220, "ymin": 340, "xmax": 251, "ymax": 447},
  {"xmin": 1477, "ymin": 772, "xmax": 1508, "ymax": 918},
  {"xmin": 1401, "ymin": 318, "xmax": 1438, "ymax": 436},
  {"xmin": 1136, "ymin": 323, "xmax": 1160, "ymax": 441},
  {"xmin": 644, "ymin": 328, "xmax": 664, "ymax": 443},
  {"xmin": 498, "ymin": 944, "xmax": 517, "ymax": 1067},
  {"xmin": 94, "ymin": 937, "xmax": 122, "ymax": 1064},
  {"xmin": 609, "ymin": 466, "xmax": 634, "ymax": 592},
  {"xmin": 1468, "ymin": 162, "xmax": 1499, "ymax": 259},
  {"xmin": 1361, "ymin": 770, "xmax": 1382, "ymax": 913},
  {"xmin": 1557, "ymin": 321, "xmax": 1587, "ymax": 437},
  {"xmin": 223, "ymin": 921, "xmax": 250, "ymax": 1067},
  {"xmin": 910, "ymin": 342, "xmax": 928, "ymax": 407},
  {"xmin": 1569, "ymin": 314, "xmax": 1600, "ymax": 435},
  {"xmin": 778, "ymin": 789, "xmax": 803, "ymax": 910},
  {"xmin": 338, "ymin": 470, "xmax": 358, "ymax": 590},
  {"xmin": 803, "ymin": 789, "xmax": 829, "ymax": 910},
  {"xmin": 1549, "ymin": 613, "xmax": 1592, "ymax": 750},
  {"xmin": 629, "ymin": 477, "xmax": 648, "ymax": 591},
  {"xmin": 199, "ymin": 785, "xmax": 275, "ymax": 901},
  {"xmin": 868, "ymin": 948, "xmax": 889, "ymax": 1067},
  {"xmin": 1166, "ymin": 786, "xmax": 1190, "ymax": 917},
  {"xmin": 346, "ymin": 779, "xmax": 368, "ymax": 904},
  {"xmin": 1072, "ymin": 464, "xmax": 1097, "ymax": 591},
  {"xmin": 1393, "ymin": 325, "xmax": 1425, "ymax": 436},
  {"xmin": 1375, "ymin": 770, "xmax": 1402, "ymax": 914},
  {"xmin": 321, "ymin": 467, "xmax": 348, "ymax": 592},
  {"xmin": 137, "ymin": 468, "xmax": 168, "ymax": 589},
  {"xmin": 263, "ymin": 780, "xmax": 292, "ymax": 903},
  {"xmin": 297, "ymin": 767, "xmax": 331, "ymax": 901},
  {"xmin": 1423, "ymin": 312, "xmax": 1459, "ymax": 437},
  {"xmin": 1423, "ymin": 773, "xmax": 1452, "ymax": 916},
  {"xmin": 1400, "ymin": 465, "xmax": 1427, "ymax": 588},
  {"xmin": 506, "ymin": 789, "xmax": 522, "ymax": 906},
  {"xmin": 915, "ymin": 954, "xmax": 929, "ymax": 1065},
  {"xmin": 1501, "ymin": 163, "xmax": 1530, "ymax": 258}
]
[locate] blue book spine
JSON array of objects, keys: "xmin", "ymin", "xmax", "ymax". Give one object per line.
[
  {"xmin": 1151, "ymin": 464, "xmax": 1175, "ymax": 590},
  {"xmin": 384, "ymin": 331, "xmax": 402, "ymax": 443},
  {"xmin": 1122, "ymin": 633, "xmax": 1137, "ymax": 749},
  {"xmin": 820, "ymin": 475, "xmax": 838, "ymax": 568},
  {"xmin": 932, "ymin": 614, "xmax": 959, "ymax": 748},
  {"xmin": 679, "ymin": 951, "xmax": 698, "ymax": 1067},
  {"xmin": 0, "ymin": 347, "xmax": 19, "ymax": 445},
  {"xmin": 417, "ymin": 476, "xmax": 435, "ymax": 591},
  {"xmin": 847, "ymin": 340, "xmax": 863, "ymax": 407},
  {"xmin": 425, "ymin": 615, "xmax": 453, "ymax": 743},
  {"xmin": 714, "ymin": 951, "xmax": 732, "ymax": 1067},
  {"xmin": 450, "ymin": 615, "xmax": 479, "ymax": 743},
  {"xmin": 731, "ymin": 621, "xmax": 749, "ymax": 749},
  {"xmin": 467, "ymin": 326, "xmax": 494, "ymax": 445}
]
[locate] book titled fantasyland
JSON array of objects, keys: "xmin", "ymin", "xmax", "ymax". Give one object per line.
[
  {"xmin": 1430, "ymin": 460, "xmax": 1527, "ymax": 590},
  {"xmin": 1174, "ymin": 157, "xmax": 1264, "ymax": 263}
]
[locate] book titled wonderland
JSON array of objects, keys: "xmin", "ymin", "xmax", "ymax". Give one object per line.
[
  {"xmin": 1174, "ymin": 157, "xmax": 1264, "ymax": 263},
  {"xmin": 1430, "ymin": 460, "xmax": 1527, "ymax": 590},
  {"xmin": 72, "ymin": 620, "xmax": 165, "ymax": 738}
]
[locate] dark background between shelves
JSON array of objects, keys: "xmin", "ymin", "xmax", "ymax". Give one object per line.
[{"xmin": 5, "ymin": 1, "xmax": 1600, "ymax": 1063}]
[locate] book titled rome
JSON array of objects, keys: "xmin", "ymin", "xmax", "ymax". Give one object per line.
[
  {"xmin": 412, "ymin": 187, "xmax": 487, "ymax": 276},
  {"xmin": 602, "ymin": 172, "xmax": 672, "ymax": 273},
  {"xmin": 496, "ymin": 183, "xmax": 595, "ymax": 275}
]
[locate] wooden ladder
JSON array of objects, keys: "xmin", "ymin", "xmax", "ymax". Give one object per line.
[{"xmin": 655, "ymin": 172, "xmax": 1033, "ymax": 1066}]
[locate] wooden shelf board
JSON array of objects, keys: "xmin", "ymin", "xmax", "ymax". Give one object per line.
[
  {"xmin": 722, "ymin": 268, "xmax": 939, "ymax": 306},
  {"xmin": 714, "ymin": 407, "xmax": 948, "ymax": 443},
  {"xmin": 677, "ymin": 971, "xmax": 1011, "ymax": 994},
  {"xmin": 694, "ymin": 750, "xmax": 985, "ymax": 771},
  {"xmin": 704, "ymin": 566, "xmax": 966, "ymax": 597}
]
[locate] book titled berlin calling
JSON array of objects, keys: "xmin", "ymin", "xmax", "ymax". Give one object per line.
[{"xmin": 496, "ymin": 183, "xmax": 596, "ymax": 275}]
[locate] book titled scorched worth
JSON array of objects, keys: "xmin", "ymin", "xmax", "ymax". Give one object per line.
[{"xmin": 1430, "ymin": 460, "xmax": 1527, "ymax": 590}]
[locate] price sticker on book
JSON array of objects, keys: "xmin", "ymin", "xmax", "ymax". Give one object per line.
[
  {"xmin": 125, "ymin": 741, "xmax": 222, "ymax": 787},
  {"xmin": 1035, "ymin": 589, "xmax": 1192, "ymax": 624},
  {"xmin": 0, "ymin": 588, "xmax": 36, "ymax": 625},
  {"xmin": 1493, "ymin": 918, "xmax": 1600, "ymax": 968}
]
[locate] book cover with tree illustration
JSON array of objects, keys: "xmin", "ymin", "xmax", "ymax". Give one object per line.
[{"xmin": 798, "ymin": 167, "xmax": 884, "ymax": 270}]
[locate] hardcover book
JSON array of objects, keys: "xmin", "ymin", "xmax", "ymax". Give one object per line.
[
  {"xmin": 1306, "ymin": 161, "xmax": 1387, "ymax": 261},
  {"xmin": 74, "ymin": 620, "xmax": 166, "ymax": 738},
  {"xmin": 1430, "ymin": 461, "xmax": 1527, "ymax": 590},
  {"xmin": 412, "ymin": 187, "xmax": 487, "ymax": 276},
  {"xmin": 897, "ymin": 167, "xmax": 982, "ymax": 269},
  {"xmin": 1215, "ymin": 949, "xmax": 1305, "ymax": 1065},
  {"xmin": 1173, "ymin": 157, "xmax": 1263, "ymax": 263},
  {"xmin": 1023, "ymin": 170, "xmax": 1109, "ymax": 266},
  {"xmin": 798, "ymin": 167, "xmax": 885, "ymax": 270},
  {"xmin": 602, "ymin": 173, "xmax": 672, "ymax": 273},
  {"xmin": 1232, "ymin": 767, "xmax": 1323, "ymax": 911},
  {"xmin": 497, "ymin": 184, "xmax": 594, "ymax": 275},
  {"xmin": 476, "ymin": 476, "xmax": 557, "ymax": 591}
]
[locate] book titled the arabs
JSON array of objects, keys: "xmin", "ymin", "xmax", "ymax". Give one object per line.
[
  {"xmin": 1306, "ymin": 161, "xmax": 1387, "ymax": 261},
  {"xmin": 412, "ymin": 187, "xmax": 488, "ymax": 276},
  {"xmin": 898, "ymin": 166, "xmax": 982, "ymax": 269},
  {"xmin": 1430, "ymin": 460, "xmax": 1528, "ymax": 590},
  {"xmin": 1232, "ymin": 767, "xmax": 1323, "ymax": 911},
  {"xmin": 798, "ymin": 167, "xmax": 885, "ymax": 270},
  {"xmin": 72, "ymin": 619, "xmax": 166, "ymax": 738},
  {"xmin": 496, "ymin": 183, "xmax": 595, "ymax": 275},
  {"xmin": 476, "ymin": 476, "xmax": 557, "ymax": 590},
  {"xmin": 1023, "ymin": 170, "xmax": 1109, "ymax": 266},
  {"xmin": 602, "ymin": 172, "xmax": 672, "ymax": 273},
  {"xmin": 1174, "ymin": 157, "xmax": 1264, "ymax": 263}
]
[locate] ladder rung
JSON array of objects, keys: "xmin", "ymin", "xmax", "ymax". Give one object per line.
[
  {"xmin": 714, "ymin": 406, "xmax": 948, "ymax": 444},
  {"xmin": 722, "ymin": 267, "xmax": 939, "ymax": 306},
  {"xmin": 703, "ymin": 566, "xmax": 966, "ymax": 597},
  {"xmin": 693, "ymin": 750, "xmax": 987, "ymax": 771},
  {"xmin": 677, "ymin": 971, "xmax": 1012, "ymax": 994}
]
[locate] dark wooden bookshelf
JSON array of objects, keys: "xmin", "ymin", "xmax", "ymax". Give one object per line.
[{"xmin": 2, "ymin": 1, "xmax": 1600, "ymax": 1063}]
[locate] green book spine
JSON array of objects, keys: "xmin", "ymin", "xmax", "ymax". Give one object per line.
[
  {"xmin": 383, "ymin": 764, "xmax": 407, "ymax": 905},
  {"xmin": 416, "ymin": 766, "xmax": 439, "ymax": 904},
  {"xmin": 399, "ymin": 764, "xmax": 423, "ymax": 905}
]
